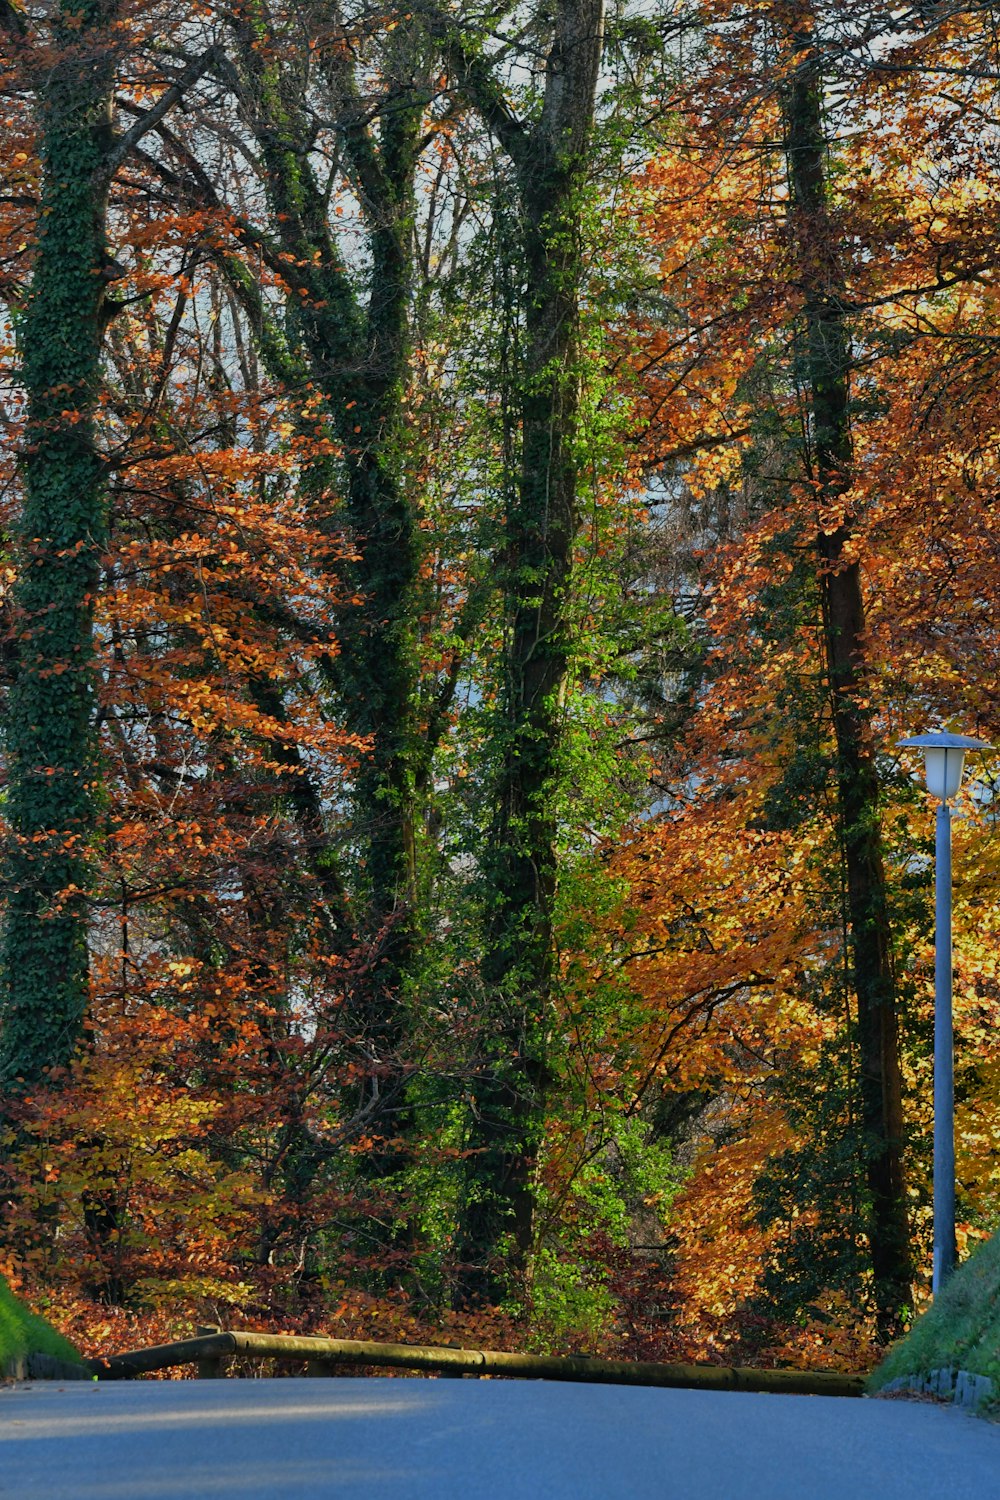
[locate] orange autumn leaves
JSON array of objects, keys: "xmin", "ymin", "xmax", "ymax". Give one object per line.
[{"xmin": 604, "ymin": 0, "xmax": 1000, "ymax": 1360}]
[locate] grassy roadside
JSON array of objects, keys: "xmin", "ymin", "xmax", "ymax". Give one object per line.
[
  {"xmin": 1, "ymin": 1276, "xmax": 85, "ymax": 1376},
  {"xmin": 867, "ymin": 1233, "xmax": 1000, "ymax": 1399}
]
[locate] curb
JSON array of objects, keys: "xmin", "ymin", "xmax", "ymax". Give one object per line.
[
  {"xmin": 2, "ymin": 1352, "xmax": 92, "ymax": 1382},
  {"xmin": 876, "ymin": 1367, "xmax": 995, "ymax": 1411}
]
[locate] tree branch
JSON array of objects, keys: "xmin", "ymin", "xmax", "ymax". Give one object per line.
[{"xmin": 106, "ymin": 46, "xmax": 224, "ymax": 177}]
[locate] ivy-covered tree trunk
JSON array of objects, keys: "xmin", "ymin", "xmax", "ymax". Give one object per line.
[
  {"xmin": 784, "ymin": 22, "xmax": 913, "ymax": 1340},
  {"xmin": 332, "ymin": 74, "xmax": 423, "ymax": 1048},
  {"xmin": 227, "ymin": 17, "xmax": 424, "ymax": 1123},
  {"xmin": 450, "ymin": 0, "xmax": 606, "ymax": 1302},
  {"xmin": 0, "ymin": 0, "xmax": 115, "ymax": 1091}
]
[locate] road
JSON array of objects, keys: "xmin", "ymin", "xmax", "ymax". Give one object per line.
[{"xmin": 1, "ymin": 1377, "xmax": 998, "ymax": 1499}]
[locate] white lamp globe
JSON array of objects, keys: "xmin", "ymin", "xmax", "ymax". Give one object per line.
[
  {"xmin": 897, "ymin": 732, "xmax": 994, "ymax": 803},
  {"xmin": 924, "ymin": 747, "xmax": 965, "ymax": 802}
]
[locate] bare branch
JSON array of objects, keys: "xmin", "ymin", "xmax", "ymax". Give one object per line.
[{"xmin": 105, "ymin": 46, "xmax": 224, "ymax": 177}]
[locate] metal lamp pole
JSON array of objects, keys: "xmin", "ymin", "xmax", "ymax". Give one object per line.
[
  {"xmin": 933, "ymin": 792, "xmax": 955, "ymax": 1295},
  {"xmin": 898, "ymin": 732, "xmax": 993, "ymax": 1296}
]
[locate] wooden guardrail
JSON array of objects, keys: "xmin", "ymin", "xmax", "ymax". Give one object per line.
[{"xmin": 87, "ymin": 1330, "xmax": 865, "ymax": 1397}]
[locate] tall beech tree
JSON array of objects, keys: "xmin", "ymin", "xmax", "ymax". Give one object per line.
[
  {"xmin": 782, "ymin": 13, "xmax": 912, "ymax": 1339},
  {"xmin": 440, "ymin": 0, "xmax": 607, "ymax": 1298}
]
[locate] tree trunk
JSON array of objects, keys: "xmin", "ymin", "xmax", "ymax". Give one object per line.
[
  {"xmin": 227, "ymin": 21, "xmax": 424, "ymax": 1125},
  {"xmin": 452, "ymin": 0, "xmax": 606, "ymax": 1303},
  {"xmin": 783, "ymin": 21, "xmax": 912, "ymax": 1340},
  {"xmin": 0, "ymin": 0, "xmax": 115, "ymax": 1092}
]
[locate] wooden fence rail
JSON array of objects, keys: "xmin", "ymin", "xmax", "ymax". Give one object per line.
[{"xmin": 86, "ymin": 1331, "xmax": 865, "ymax": 1398}]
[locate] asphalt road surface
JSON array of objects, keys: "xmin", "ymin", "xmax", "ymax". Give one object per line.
[{"xmin": 2, "ymin": 1377, "xmax": 999, "ymax": 1499}]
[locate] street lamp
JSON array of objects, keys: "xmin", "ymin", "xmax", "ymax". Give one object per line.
[{"xmin": 897, "ymin": 731, "xmax": 994, "ymax": 1295}]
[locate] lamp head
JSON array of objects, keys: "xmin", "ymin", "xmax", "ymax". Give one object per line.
[{"xmin": 897, "ymin": 732, "xmax": 994, "ymax": 802}]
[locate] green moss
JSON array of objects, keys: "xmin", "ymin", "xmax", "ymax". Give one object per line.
[
  {"xmin": 867, "ymin": 1233, "xmax": 1000, "ymax": 1394},
  {"xmin": 0, "ymin": 1277, "xmax": 84, "ymax": 1372}
]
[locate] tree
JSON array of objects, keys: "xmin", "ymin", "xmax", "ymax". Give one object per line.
[
  {"xmin": 436, "ymin": 0, "xmax": 607, "ymax": 1301},
  {"xmin": 0, "ymin": 2, "xmax": 224, "ymax": 1095},
  {"xmin": 781, "ymin": 5, "xmax": 912, "ymax": 1342},
  {"xmin": 0, "ymin": 0, "xmax": 119, "ymax": 1092}
]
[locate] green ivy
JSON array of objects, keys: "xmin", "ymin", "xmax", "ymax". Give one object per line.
[{"xmin": 1, "ymin": 0, "xmax": 115, "ymax": 1090}]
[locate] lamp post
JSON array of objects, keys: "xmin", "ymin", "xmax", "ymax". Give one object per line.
[{"xmin": 897, "ymin": 732, "xmax": 994, "ymax": 1295}]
